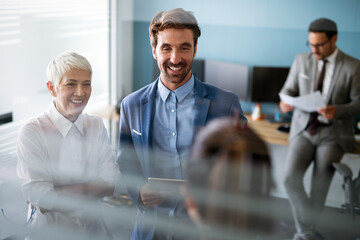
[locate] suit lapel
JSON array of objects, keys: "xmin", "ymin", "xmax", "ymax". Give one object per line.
[
  {"xmin": 140, "ymin": 80, "xmax": 158, "ymax": 149},
  {"xmin": 326, "ymin": 50, "xmax": 344, "ymax": 104},
  {"xmin": 310, "ymin": 55, "xmax": 318, "ymax": 92},
  {"xmin": 193, "ymin": 79, "xmax": 210, "ymax": 137}
]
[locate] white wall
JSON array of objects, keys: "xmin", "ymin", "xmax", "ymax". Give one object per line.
[{"xmin": 0, "ymin": 0, "xmax": 110, "ymax": 121}]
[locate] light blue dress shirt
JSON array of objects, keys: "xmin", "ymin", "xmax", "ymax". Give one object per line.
[{"xmin": 152, "ymin": 75, "xmax": 195, "ymax": 180}]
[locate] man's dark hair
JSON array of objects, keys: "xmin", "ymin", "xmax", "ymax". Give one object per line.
[
  {"xmin": 309, "ymin": 18, "xmax": 338, "ymax": 40},
  {"xmin": 149, "ymin": 8, "xmax": 201, "ymax": 49}
]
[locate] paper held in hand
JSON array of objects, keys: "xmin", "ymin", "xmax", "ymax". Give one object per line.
[{"xmin": 279, "ymin": 91, "xmax": 326, "ymax": 112}]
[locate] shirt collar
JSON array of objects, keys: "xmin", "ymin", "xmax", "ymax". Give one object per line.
[
  {"xmin": 47, "ymin": 101, "xmax": 85, "ymax": 137},
  {"xmin": 325, "ymin": 47, "xmax": 338, "ymax": 64},
  {"xmin": 157, "ymin": 74, "xmax": 195, "ymax": 103}
]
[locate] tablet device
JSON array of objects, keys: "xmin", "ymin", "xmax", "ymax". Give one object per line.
[{"xmin": 148, "ymin": 177, "xmax": 187, "ymax": 195}]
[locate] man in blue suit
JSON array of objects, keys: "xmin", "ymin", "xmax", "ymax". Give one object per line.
[{"xmin": 117, "ymin": 8, "xmax": 246, "ymax": 240}]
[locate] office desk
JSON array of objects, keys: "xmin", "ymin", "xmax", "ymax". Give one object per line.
[
  {"xmin": 245, "ymin": 114, "xmax": 360, "ymax": 154},
  {"xmin": 245, "ymin": 114, "xmax": 289, "ymax": 146}
]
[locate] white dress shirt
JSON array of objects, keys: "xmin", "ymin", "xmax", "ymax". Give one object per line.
[
  {"xmin": 17, "ymin": 102, "xmax": 120, "ymax": 237},
  {"xmin": 317, "ymin": 48, "xmax": 338, "ymax": 123},
  {"xmin": 318, "ymin": 47, "xmax": 338, "ymax": 101}
]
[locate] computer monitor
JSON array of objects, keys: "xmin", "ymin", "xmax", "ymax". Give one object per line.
[
  {"xmin": 152, "ymin": 58, "xmax": 205, "ymax": 82},
  {"xmin": 251, "ymin": 66, "xmax": 290, "ymax": 103},
  {"xmin": 204, "ymin": 60, "xmax": 249, "ymax": 101}
]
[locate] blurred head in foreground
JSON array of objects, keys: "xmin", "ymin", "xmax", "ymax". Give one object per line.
[{"xmin": 184, "ymin": 117, "xmax": 274, "ymax": 240}]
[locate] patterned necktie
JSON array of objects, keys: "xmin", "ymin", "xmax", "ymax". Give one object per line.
[{"xmin": 307, "ymin": 59, "xmax": 328, "ymax": 135}]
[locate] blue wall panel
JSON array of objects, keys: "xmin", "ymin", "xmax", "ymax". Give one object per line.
[
  {"xmin": 132, "ymin": 0, "xmax": 360, "ymax": 113},
  {"xmin": 133, "ymin": 21, "xmax": 153, "ymax": 91}
]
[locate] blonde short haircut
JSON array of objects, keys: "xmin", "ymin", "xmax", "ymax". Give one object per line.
[{"xmin": 46, "ymin": 51, "xmax": 92, "ymax": 89}]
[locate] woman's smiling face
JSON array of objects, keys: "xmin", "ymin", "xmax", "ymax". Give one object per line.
[{"xmin": 47, "ymin": 68, "xmax": 92, "ymax": 122}]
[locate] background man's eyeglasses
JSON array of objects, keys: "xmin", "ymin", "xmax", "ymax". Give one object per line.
[{"xmin": 306, "ymin": 40, "xmax": 329, "ymax": 49}]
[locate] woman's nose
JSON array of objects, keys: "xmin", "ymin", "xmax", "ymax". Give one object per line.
[{"xmin": 74, "ymin": 86, "xmax": 85, "ymax": 96}]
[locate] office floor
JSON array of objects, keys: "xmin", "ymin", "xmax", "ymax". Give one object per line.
[
  {"xmin": 272, "ymin": 198, "xmax": 360, "ymax": 240},
  {"xmin": 312, "ymin": 206, "xmax": 360, "ymax": 240}
]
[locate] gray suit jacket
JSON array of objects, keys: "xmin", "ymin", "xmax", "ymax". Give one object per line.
[{"xmin": 280, "ymin": 50, "xmax": 360, "ymax": 151}]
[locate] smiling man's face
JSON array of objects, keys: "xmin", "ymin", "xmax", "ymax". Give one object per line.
[{"xmin": 153, "ymin": 28, "xmax": 197, "ymax": 91}]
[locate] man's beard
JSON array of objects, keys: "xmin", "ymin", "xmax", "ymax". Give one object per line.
[{"xmin": 162, "ymin": 61, "xmax": 191, "ymax": 84}]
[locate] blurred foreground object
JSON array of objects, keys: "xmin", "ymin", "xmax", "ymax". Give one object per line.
[{"xmin": 185, "ymin": 117, "xmax": 275, "ymax": 240}]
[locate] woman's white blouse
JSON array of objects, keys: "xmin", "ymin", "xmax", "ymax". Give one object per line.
[{"xmin": 16, "ymin": 102, "xmax": 120, "ymax": 235}]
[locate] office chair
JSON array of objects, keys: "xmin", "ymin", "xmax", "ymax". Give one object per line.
[{"xmin": 333, "ymin": 162, "xmax": 360, "ymax": 218}]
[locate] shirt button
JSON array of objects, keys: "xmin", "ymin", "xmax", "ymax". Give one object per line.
[
  {"xmin": 172, "ymin": 132, "xmax": 176, "ymax": 136},
  {"xmin": 171, "ymin": 109, "xmax": 175, "ymax": 112}
]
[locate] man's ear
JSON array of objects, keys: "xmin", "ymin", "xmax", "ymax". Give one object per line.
[
  {"xmin": 193, "ymin": 45, "xmax": 197, "ymax": 58},
  {"xmin": 152, "ymin": 47, "xmax": 157, "ymax": 60},
  {"xmin": 46, "ymin": 81, "xmax": 56, "ymax": 97},
  {"xmin": 331, "ymin": 35, "xmax": 338, "ymax": 45}
]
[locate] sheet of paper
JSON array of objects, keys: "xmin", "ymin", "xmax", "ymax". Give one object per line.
[{"xmin": 279, "ymin": 91, "xmax": 326, "ymax": 112}]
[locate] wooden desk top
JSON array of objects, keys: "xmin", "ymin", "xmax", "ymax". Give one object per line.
[
  {"xmin": 245, "ymin": 114, "xmax": 289, "ymax": 146},
  {"xmin": 245, "ymin": 114, "xmax": 360, "ymax": 154}
]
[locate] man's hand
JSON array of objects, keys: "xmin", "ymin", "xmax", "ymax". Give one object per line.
[
  {"xmin": 279, "ymin": 101, "xmax": 294, "ymax": 113},
  {"xmin": 140, "ymin": 183, "xmax": 165, "ymax": 208},
  {"xmin": 318, "ymin": 105, "xmax": 337, "ymax": 120}
]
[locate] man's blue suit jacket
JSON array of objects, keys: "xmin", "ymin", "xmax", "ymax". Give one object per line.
[{"xmin": 117, "ymin": 77, "xmax": 246, "ymax": 240}]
